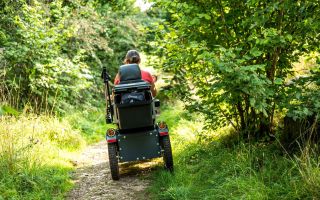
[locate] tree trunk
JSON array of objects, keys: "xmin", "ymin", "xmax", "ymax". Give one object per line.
[{"xmin": 236, "ymin": 101, "xmax": 247, "ymax": 138}]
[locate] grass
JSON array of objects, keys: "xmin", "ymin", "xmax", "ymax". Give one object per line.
[
  {"xmin": 0, "ymin": 104, "xmax": 114, "ymax": 199},
  {"xmin": 64, "ymin": 107, "xmax": 114, "ymax": 144},
  {"xmin": 0, "ymin": 115, "xmax": 87, "ymax": 200},
  {"xmin": 1, "ymin": 100, "xmax": 319, "ymax": 199},
  {"xmin": 148, "ymin": 102, "xmax": 320, "ymax": 200}
]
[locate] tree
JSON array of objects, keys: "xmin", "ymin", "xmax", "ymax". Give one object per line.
[
  {"xmin": 151, "ymin": 0, "xmax": 320, "ymax": 138},
  {"xmin": 0, "ymin": 0, "xmax": 144, "ymax": 112}
]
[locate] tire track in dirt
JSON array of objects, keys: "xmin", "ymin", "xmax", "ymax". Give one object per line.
[{"xmin": 67, "ymin": 141, "xmax": 159, "ymax": 200}]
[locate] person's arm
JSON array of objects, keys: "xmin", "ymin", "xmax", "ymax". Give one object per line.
[
  {"xmin": 151, "ymin": 82, "xmax": 157, "ymax": 97},
  {"xmin": 114, "ymin": 73, "xmax": 120, "ymax": 85},
  {"xmin": 145, "ymin": 72, "xmax": 157, "ymax": 97},
  {"xmin": 111, "ymin": 73, "xmax": 120, "ymax": 99}
]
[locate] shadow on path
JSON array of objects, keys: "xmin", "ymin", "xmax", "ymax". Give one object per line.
[{"xmin": 67, "ymin": 141, "xmax": 161, "ymax": 200}]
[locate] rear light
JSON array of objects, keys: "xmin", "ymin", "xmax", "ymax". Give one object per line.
[
  {"xmin": 158, "ymin": 121, "xmax": 167, "ymax": 129},
  {"xmin": 107, "ymin": 129, "xmax": 116, "ymax": 137},
  {"xmin": 158, "ymin": 122, "xmax": 169, "ymax": 136}
]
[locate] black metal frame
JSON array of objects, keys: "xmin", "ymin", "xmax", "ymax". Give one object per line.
[
  {"xmin": 101, "ymin": 66, "xmax": 173, "ymax": 179},
  {"xmin": 101, "ymin": 67, "xmax": 113, "ymax": 123}
]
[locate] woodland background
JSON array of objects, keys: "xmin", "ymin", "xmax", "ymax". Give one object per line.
[{"xmin": 0, "ymin": 0, "xmax": 320, "ymax": 199}]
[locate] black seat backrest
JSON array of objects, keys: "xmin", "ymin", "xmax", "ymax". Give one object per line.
[
  {"xmin": 115, "ymin": 64, "xmax": 153, "ymax": 130},
  {"xmin": 119, "ymin": 64, "xmax": 142, "ymax": 84}
]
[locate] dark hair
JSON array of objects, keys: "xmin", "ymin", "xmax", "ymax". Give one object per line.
[{"xmin": 124, "ymin": 50, "xmax": 141, "ymax": 64}]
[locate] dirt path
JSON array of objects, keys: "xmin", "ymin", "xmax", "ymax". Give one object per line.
[{"xmin": 67, "ymin": 141, "xmax": 159, "ymax": 200}]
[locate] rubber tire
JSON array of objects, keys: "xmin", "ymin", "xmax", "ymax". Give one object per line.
[
  {"xmin": 108, "ymin": 143, "xmax": 120, "ymax": 180},
  {"xmin": 162, "ymin": 135, "xmax": 174, "ymax": 172}
]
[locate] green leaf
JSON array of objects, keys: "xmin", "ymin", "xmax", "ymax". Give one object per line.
[
  {"xmin": 249, "ymin": 98, "xmax": 256, "ymax": 107},
  {"xmin": 274, "ymin": 78, "xmax": 283, "ymax": 85},
  {"xmin": 196, "ymin": 13, "xmax": 211, "ymax": 20},
  {"xmin": 250, "ymin": 47, "xmax": 262, "ymax": 57},
  {"xmin": 285, "ymin": 34, "xmax": 293, "ymax": 42},
  {"xmin": 204, "ymin": 14, "xmax": 211, "ymax": 20}
]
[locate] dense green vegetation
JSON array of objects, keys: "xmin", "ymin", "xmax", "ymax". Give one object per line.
[
  {"xmin": 0, "ymin": 0, "xmax": 320, "ymax": 199},
  {"xmin": 149, "ymin": 103, "xmax": 320, "ymax": 199},
  {"xmin": 147, "ymin": 1, "xmax": 319, "ymax": 199},
  {"xmin": 0, "ymin": 0, "xmax": 145, "ymax": 112},
  {"xmin": 0, "ymin": 105, "xmax": 111, "ymax": 199},
  {"xmin": 0, "ymin": 115, "xmax": 83, "ymax": 199},
  {"xmin": 149, "ymin": 0, "xmax": 320, "ymax": 139},
  {"xmin": 0, "ymin": 0, "xmax": 143, "ymax": 198}
]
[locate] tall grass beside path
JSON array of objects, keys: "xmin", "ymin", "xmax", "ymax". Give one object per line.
[
  {"xmin": 0, "ymin": 115, "xmax": 85, "ymax": 199},
  {"xmin": 149, "ymin": 103, "xmax": 320, "ymax": 200}
]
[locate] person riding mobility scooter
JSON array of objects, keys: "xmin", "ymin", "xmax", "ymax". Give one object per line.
[{"xmin": 101, "ymin": 59, "xmax": 174, "ymax": 180}]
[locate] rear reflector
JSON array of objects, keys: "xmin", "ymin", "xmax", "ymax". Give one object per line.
[
  {"xmin": 107, "ymin": 138, "xmax": 117, "ymax": 143},
  {"xmin": 159, "ymin": 132, "xmax": 169, "ymax": 136}
]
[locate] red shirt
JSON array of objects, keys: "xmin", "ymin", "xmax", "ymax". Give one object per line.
[{"xmin": 114, "ymin": 70, "xmax": 154, "ymax": 85}]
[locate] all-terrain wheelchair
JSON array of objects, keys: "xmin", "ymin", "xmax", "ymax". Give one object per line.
[{"xmin": 102, "ymin": 64, "xmax": 173, "ymax": 180}]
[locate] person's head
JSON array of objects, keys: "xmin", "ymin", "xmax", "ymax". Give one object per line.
[{"xmin": 124, "ymin": 50, "xmax": 141, "ymax": 64}]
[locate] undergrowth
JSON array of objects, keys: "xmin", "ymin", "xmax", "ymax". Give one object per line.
[
  {"xmin": 149, "ymin": 102, "xmax": 320, "ymax": 200},
  {"xmin": 65, "ymin": 107, "xmax": 113, "ymax": 144},
  {"xmin": 0, "ymin": 104, "xmax": 112, "ymax": 199},
  {"xmin": 0, "ymin": 113, "xmax": 88, "ymax": 199}
]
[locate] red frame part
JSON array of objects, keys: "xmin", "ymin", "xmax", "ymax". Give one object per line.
[
  {"xmin": 107, "ymin": 138, "xmax": 117, "ymax": 143},
  {"xmin": 159, "ymin": 131, "xmax": 169, "ymax": 136},
  {"xmin": 106, "ymin": 129, "xmax": 117, "ymax": 143}
]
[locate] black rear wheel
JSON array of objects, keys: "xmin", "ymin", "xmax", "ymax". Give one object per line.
[
  {"xmin": 108, "ymin": 143, "xmax": 120, "ymax": 180},
  {"xmin": 162, "ymin": 135, "xmax": 174, "ymax": 172}
]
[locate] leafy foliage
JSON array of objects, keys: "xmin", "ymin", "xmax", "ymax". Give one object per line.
[
  {"xmin": 0, "ymin": 0, "xmax": 144, "ymax": 112},
  {"xmin": 150, "ymin": 0, "xmax": 320, "ymax": 138},
  {"xmin": 285, "ymin": 57, "xmax": 320, "ymax": 119}
]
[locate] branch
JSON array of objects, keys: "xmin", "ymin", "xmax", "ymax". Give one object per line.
[{"xmin": 221, "ymin": 109, "xmax": 239, "ymax": 131}]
